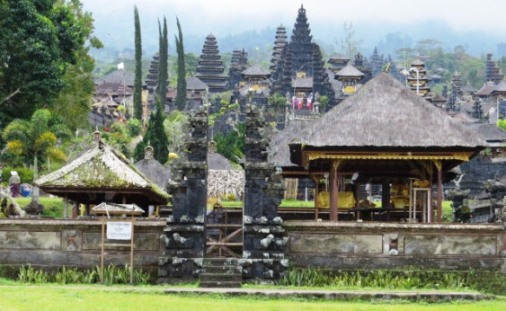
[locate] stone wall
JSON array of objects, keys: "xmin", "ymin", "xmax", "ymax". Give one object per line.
[
  {"xmin": 1, "ymin": 219, "xmax": 505, "ymax": 280},
  {"xmin": 284, "ymin": 221, "xmax": 506, "ymax": 273},
  {"xmin": 0, "ymin": 219, "xmax": 165, "ymax": 274}
]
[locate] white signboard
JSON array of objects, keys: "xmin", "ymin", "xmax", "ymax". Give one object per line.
[{"xmin": 106, "ymin": 222, "xmax": 132, "ymax": 240}]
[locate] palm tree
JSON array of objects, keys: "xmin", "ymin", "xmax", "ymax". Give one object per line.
[{"xmin": 2, "ymin": 109, "xmax": 71, "ymax": 201}]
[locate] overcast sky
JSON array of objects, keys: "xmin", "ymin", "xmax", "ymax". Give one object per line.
[
  {"xmin": 82, "ymin": 0, "xmax": 506, "ymax": 37},
  {"xmin": 81, "ymin": 0, "xmax": 506, "ymax": 58}
]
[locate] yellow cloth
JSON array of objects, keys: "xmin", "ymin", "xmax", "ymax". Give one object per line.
[
  {"xmin": 392, "ymin": 197, "xmax": 407, "ymax": 209},
  {"xmin": 317, "ymin": 191, "xmax": 355, "ymax": 209}
]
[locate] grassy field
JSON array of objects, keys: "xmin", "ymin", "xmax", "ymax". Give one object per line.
[{"xmin": 0, "ymin": 284, "xmax": 504, "ymax": 311}]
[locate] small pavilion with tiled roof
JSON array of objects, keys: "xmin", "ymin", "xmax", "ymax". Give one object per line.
[{"xmin": 286, "ymin": 73, "xmax": 486, "ymax": 222}]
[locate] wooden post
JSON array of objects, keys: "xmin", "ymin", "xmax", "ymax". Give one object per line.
[
  {"xmin": 330, "ymin": 161, "xmax": 340, "ymax": 222},
  {"xmin": 100, "ymin": 217, "xmax": 105, "ymax": 283},
  {"xmin": 130, "ymin": 216, "xmax": 135, "ymax": 284},
  {"xmin": 311, "ymin": 175, "xmax": 321, "ymax": 220},
  {"xmin": 435, "ymin": 160, "xmax": 443, "ymax": 223}
]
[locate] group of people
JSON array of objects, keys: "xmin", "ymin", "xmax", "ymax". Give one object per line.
[{"xmin": 291, "ymin": 95, "xmax": 313, "ymax": 110}]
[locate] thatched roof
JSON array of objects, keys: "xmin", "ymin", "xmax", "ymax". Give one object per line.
[
  {"xmin": 94, "ymin": 70, "xmax": 134, "ymax": 87},
  {"xmin": 186, "ymin": 76, "xmax": 208, "ymax": 91},
  {"xmin": 292, "ymin": 77, "xmax": 313, "ymax": 88},
  {"xmin": 269, "ymin": 119, "xmax": 313, "ymax": 168},
  {"xmin": 208, "ymin": 152, "xmax": 232, "ymax": 170},
  {"xmin": 335, "ymin": 64, "xmax": 364, "ymax": 78},
  {"xmin": 294, "ymin": 73, "xmax": 485, "ymax": 148},
  {"xmin": 476, "ymin": 81, "xmax": 496, "ymax": 96},
  {"xmin": 466, "ymin": 123, "xmax": 506, "ymax": 145},
  {"xmin": 134, "ymin": 158, "xmax": 170, "ymax": 189},
  {"xmin": 241, "ymin": 65, "xmax": 270, "ymax": 77},
  {"xmin": 35, "ymin": 141, "xmax": 169, "ymax": 206}
]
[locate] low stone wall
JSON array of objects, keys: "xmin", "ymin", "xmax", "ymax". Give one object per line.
[
  {"xmin": 284, "ymin": 221, "xmax": 506, "ymax": 273},
  {"xmin": 0, "ymin": 219, "xmax": 166, "ymax": 275}
]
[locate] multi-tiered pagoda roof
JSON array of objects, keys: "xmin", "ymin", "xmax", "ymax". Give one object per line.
[{"xmin": 195, "ymin": 34, "xmax": 228, "ymax": 93}]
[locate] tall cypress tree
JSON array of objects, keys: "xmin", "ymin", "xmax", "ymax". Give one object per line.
[
  {"xmin": 156, "ymin": 17, "xmax": 168, "ymax": 109},
  {"xmin": 175, "ymin": 17, "xmax": 186, "ymax": 111},
  {"xmin": 133, "ymin": 6, "xmax": 143, "ymax": 120}
]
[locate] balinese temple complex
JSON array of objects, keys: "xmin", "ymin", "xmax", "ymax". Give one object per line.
[
  {"xmin": 270, "ymin": 5, "xmax": 334, "ymax": 111},
  {"xmin": 196, "ymin": 34, "xmax": 228, "ymax": 93}
]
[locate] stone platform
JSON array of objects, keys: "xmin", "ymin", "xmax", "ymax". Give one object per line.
[{"xmin": 164, "ymin": 287, "xmax": 493, "ymax": 302}]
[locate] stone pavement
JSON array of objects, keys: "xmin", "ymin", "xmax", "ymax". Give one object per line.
[{"xmin": 164, "ymin": 287, "xmax": 493, "ymax": 302}]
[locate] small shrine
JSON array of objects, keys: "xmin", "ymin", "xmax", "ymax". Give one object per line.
[{"xmin": 335, "ymin": 63, "xmax": 364, "ymax": 95}]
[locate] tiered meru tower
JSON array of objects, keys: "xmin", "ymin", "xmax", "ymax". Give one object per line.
[
  {"xmin": 407, "ymin": 58, "xmax": 430, "ymax": 97},
  {"xmin": 270, "ymin": 5, "xmax": 334, "ymax": 104},
  {"xmin": 196, "ymin": 34, "xmax": 228, "ymax": 93},
  {"xmin": 269, "ymin": 25, "xmax": 287, "ymax": 83},
  {"xmin": 229, "ymin": 49, "xmax": 249, "ymax": 90},
  {"xmin": 485, "ymin": 52, "xmax": 504, "ymax": 84}
]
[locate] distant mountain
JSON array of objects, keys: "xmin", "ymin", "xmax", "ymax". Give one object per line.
[{"xmin": 90, "ymin": 18, "xmax": 506, "ymax": 64}]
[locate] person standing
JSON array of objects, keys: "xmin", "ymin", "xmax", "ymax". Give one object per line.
[{"xmin": 9, "ymin": 171, "xmax": 21, "ymax": 197}]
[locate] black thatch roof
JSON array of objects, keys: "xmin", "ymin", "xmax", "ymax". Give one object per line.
[
  {"xmin": 208, "ymin": 152, "xmax": 232, "ymax": 170},
  {"xmin": 335, "ymin": 64, "xmax": 364, "ymax": 78},
  {"xmin": 466, "ymin": 123, "xmax": 506, "ymax": 144},
  {"xmin": 241, "ymin": 65, "xmax": 270, "ymax": 77},
  {"xmin": 186, "ymin": 76, "xmax": 208, "ymax": 91},
  {"xmin": 294, "ymin": 73, "xmax": 485, "ymax": 148},
  {"xmin": 134, "ymin": 158, "xmax": 171, "ymax": 189},
  {"xmin": 269, "ymin": 119, "xmax": 313, "ymax": 168},
  {"xmin": 94, "ymin": 70, "xmax": 135, "ymax": 87}
]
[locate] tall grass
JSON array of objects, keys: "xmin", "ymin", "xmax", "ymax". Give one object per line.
[
  {"xmin": 279, "ymin": 267, "xmax": 506, "ymax": 295},
  {"xmin": 17, "ymin": 264, "xmax": 150, "ymax": 285}
]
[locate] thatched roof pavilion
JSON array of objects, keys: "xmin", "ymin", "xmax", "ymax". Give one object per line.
[
  {"xmin": 288, "ymin": 73, "xmax": 486, "ymax": 221},
  {"xmin": 35, "ymin": 135, "xmax": 170, "ymax": 209}
]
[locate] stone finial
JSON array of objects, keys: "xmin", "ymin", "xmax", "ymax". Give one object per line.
[
  {"xmin": 93, "ymin": 129, "xmax": 101, "ymax": 144},
  {"xmin": 144, "ymin": 145, "xmax": 154, "ymax": 160}
]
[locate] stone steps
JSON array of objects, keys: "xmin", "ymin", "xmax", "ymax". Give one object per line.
[{"xmin": 199, "ymin": 258, "xmax": 242, "ymax": 288}]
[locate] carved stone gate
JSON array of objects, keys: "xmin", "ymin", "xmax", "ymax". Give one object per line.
[{"xmin": 158, "ymin": 104, "xmax": 287, "ymax": 283}]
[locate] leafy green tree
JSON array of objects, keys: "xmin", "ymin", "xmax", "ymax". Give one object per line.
[
  {"xmin": 215, "ymin": 123, "xmax": 245, "ymax": 164},
  {"xmin": 133, "ymin": 100, "xmax": 169, "ymax": 163},
  {"xmin": 52, "ymin": 0, "xmax": 102, "ymax": 132},
  {"xmin": 175, "ymin": 17, "xmax": 187, "ymax": 111},
  {"xmin": 184, "ymin": 53, "xmax": 199, "ymax": 76},
  {"xmin": 0, "ymin": 0, "xmax": 99, "ymax": 129},
  {"xmin": 133, "ymin": 6, "xmax": 143, "ymax": 120},
  {"xmin": 268, "ymin": 92, "xmax": 286, "ymax": 116}
]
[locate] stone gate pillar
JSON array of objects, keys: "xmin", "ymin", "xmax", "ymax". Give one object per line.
[
  {"xmin": 158, "ymin": 107, "xmax": 208, "ymax": 282},
  {"xmin": 241, "ymin": 104, "xmax": 288, "ymax": 280}
]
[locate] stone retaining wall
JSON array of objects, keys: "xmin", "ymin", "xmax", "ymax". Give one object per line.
[
  {"xmin": 0, "ymin": 219, "xmax": 166, "ymax": 274},
  {"xmin": 284, "ymin": 221, "xmax": 506, "ymax": 273},
  {"xmin": 1, "ymin": 219, "xmax": 505, "ymax": 279}
]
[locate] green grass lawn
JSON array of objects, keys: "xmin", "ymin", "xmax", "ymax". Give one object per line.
[
  {"xmin": 13, "ymin": 196, "xmax": 65, "ymax": 218},
  {"xmin": 0, "ymin": 284, "xmax": 504, "ymax": 311}
]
